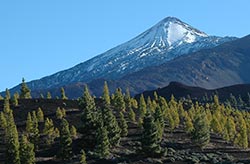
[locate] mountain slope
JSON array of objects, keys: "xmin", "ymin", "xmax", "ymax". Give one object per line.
[
  {"xmin": 135, "ymin": 81, "xmax": 250, "ymax": 102},
  {"xmin": 16, "ymin": 17, "xmax": 235, "ymax": 92},
  {"xmin": 35, "ymin": 34, "xmax": 250, "ymax": 98}
]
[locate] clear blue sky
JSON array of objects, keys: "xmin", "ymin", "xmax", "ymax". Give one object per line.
[{"xmin": 0, "ymin": 0, "xmax": 249, "ymax": 91}]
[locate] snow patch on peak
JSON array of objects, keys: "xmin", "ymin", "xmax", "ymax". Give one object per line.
[{"xmin": 166, "ymin": 22, "xmax": 208, "ymax": 46}]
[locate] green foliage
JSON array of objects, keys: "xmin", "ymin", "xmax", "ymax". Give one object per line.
[
  {"xmin": 118, "ymin": 112, "xmax": 128, "ymax": 137},
  {"xmin": 58, "ymin": 119, "xmax": 73, "ymax": 161},
  {"xmin": 61, "ymin": 108, "xmax": 67, "ymax": 117},
  {"xmin": 26, "ymin": 112, "xmax": 33, "ymax": 134},
  {"xmin": 0, "ymin": 94, "xmax": 3, "ymax": 100},
  {"xmin": 131, "ymin": 98, "xmax": 138, "ymax": 109},
  {"xmin": 47, "ymin": 92, "xmax": 52, "ymax": 99},
  {"xmin": 20, "ymin": 135, "xmax": 35, "ymax": 164},
  {"xmin": 4, "ymin": 106, "xmax": 20, "ymax": 164},
  {"xmin": 5, "ymin": 88, "xmax": 11, "ymax": 100},
  {"xmin": 183, "ymin": 112, "xmax": 193, "ymax": 134},
  {"xmin": 191, "ymin": 112, "xmax": 210, "ymax": 149},
  {"xmin": 94, "ymin": 125, "xmax": 110, "ymax": 159},
  {"xmin": 0, "ymin": 112, "xmax": 7, "ymax": 129},
  {"xmin": 43, "ymin": 118, "xmax": 58, "ymax": 145},
  {"xmin": 79, "ymin": 149, "xmax": 87, "ymax": 164},
  {"xmin": 79, "ymin": 85, "xmax": 96, "ymax": 112},
  {"xmin": 20, "ymin": 78, "xmax": 32, "ymax": 99},
  {"xmin": 139, "ymin": 94, "xmax": 147, "ymax": 118},
  {"xmin": 30, "ymin": 111, "xmax": 40, "ymax": 147},
  {"xmin": 61, "ymin": 87, "xmax": 68, "ymax": 100},
  {"xmin": 141, "ymin": 112, "xmax": 161, "ymax": 156},
  {"xmin": 128, "ymin": 108, "xmax": 136, "ymax": 122},
  {"xmin": 56, "ymin": 107, "xmax": 64, "ymax": 119},
  {"xmin": 154, "ymin": 106, "xmax": 165, "ymax": 141},
  {"xmin": 79, "ymin": 85, "xmax": 98, "ymax": 144},
  {"xmin": 37, "ymin": 107, "xmax": 44, "ymax": 122},
  {"xmin": 113, "ymin": 88, "xmax": 126, "ymax": 112},
  {"xmin": 225, "ymin": 116, "xmax": 236, "ymax": 141},
  {"xmin": 102, "ymin": 105, "xmax": 121, "ymax": 146},
  {"xmin": 234, "ymin": 115, "xmax": 248, "ymax": 148},
  {"xmin": 210, "ymin": 115, "xmax": 222, "ymax": 134},
  {"xmin": 70, "ymin": 125, "xmax": 77, "ymax": 139},
  {"xmin": 124, "ymin": 88, "xmax": 132, "ymax": 110},
  {"xmin": 12, "ymin": 92, "xmax": 19, "ymax": 106},
  {"xmin": 103, "ymin": 81, "xmax": 111, "ymax": 105}
]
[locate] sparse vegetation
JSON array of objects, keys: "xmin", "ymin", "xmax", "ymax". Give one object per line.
[{"xmin": 1, "ymin": 79, "xmax": 250, "ymax": 163}]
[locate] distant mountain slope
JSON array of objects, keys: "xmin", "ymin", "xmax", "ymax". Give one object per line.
[
  {"xmin": 7, "ymin": 17, "xmax": 236, "ymax": 94},
  {"xmin": 118, "ymin": 34, "xmax": 250, "ymax": 92},
  {"xmin": 135, "ymin": 81, "xmax": 250, "ymax": 102}
]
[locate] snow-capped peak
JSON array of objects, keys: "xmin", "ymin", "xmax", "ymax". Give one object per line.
[
  {"xmin": 23, "ymin": 17, "xmax": 236, "ymax": 91},
  {"xmin": 135, "ymin": 16, "xmax": 208, "ymax": 48}
]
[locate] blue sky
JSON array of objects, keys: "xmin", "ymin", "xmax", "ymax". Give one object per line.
[{"xmin": 0, "ymin": 0, "xmax": 249, "ymax": 91}]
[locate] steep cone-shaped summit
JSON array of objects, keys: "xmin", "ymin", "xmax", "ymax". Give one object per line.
[
  {"xmin": 132, "ymin": 16, "xmax": 208, "ymax": 49},
  {"xmin": 11, "ymin": 17, "xmax": 237, "ymax": 92}
]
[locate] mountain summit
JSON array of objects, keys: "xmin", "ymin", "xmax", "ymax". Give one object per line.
[
  {"xmin": 10, "ymin": 17, "xmax": 237, "ymax": 93},
  {"xmin": 135, "ymin": 17, "xmax": 208, "ymax": 48}
]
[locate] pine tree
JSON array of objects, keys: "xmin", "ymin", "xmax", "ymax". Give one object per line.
[
  {"xmin": 210, "ymin": 115, "xmax": 222, "ymax": 134},
  {"xmin": 124, "ymin": 88, "xmax": 132, "ymax": 110},
  {"xmin": 79, "ymin": 149, "xmax": 87, "ymax": 164},
  {"xmin": 43, "ymin": 118, "xmax": 57, "ymax": 145},
  {"xmin": 131, "ymin": 98, "xmax": 138, "ymax": 109},
  {"xmin": 118, "ymin": 112, "xmax": 128, "ymax": 137},
  {"xmin": 153, "ymin": 92, "xmax": 159, "ymax": 102},
  {"xmin": 177, "ymin": 101, "xmax": 185, "ymax": 123},
  {"xmin": 234, "ymin": 115, "xmax": 248, "ymax": 148},
  {"xmin": 147, "ymin": 96, "xmax": 154, "ymax": 112},
  {"xmin": 128, "ymin": 108, "xmax": 136, "ymax": 122},
  {"xmin": 0, "ymin": 112, "xmax": 7, "ymax": 129},
  {"xmin": 226, "ymin": 116, "xmax": 236, "ymax": 141},
  {"xmin": 61, "ymin": 87, "xmax": 68, "ymax": 100},
  {"xmin": 141, "ymin": 112, "xmax": 161, "ymax": 156},
  {"xmin": 79, "ymin": 85, "xmax": 96, "ymax": 112},
  {"xmin": 37, "ymin": 107, "xmax": 44, "ymax": 122},
  {"xmin": 94, "ymin": 125, "xmax": 110, "ymax": 159},
  {"xmin": 58, "ymin": 119, "xmax": 72, "ymax": 161},
  {"xmin": 26, "ymin": 112, "xmax": 33, "ymax": 134},
  {"xmin": 154, "ymin": 106, "xmax": 164, "ymax": 141},
  {"xmin": 139, "ymin": 94, "xmax": 147, "ymax": 118},
  {"xmin": 12, "ymin": 92, "xmax": 19, "ymax": 106},
  {"xmin": 19, "ymin": 135, "xmax": 35, "ymax": 164},
  {"xmin": 183, "ymin": 112, "xmax": 193, "ymax": 134},
  {"xmin": 158, "ymin": 96, "xmax": 169, "ymax": 116},
  {"xmin": 20, "ymin": 78, "xmax": 32, "ymax": 99},
  {"xmin": 191, "ymin": 112, "xmax": 210, "ymax": 149},
  {"xmin": 103, "ymin": 81, "xmax": 111, "ymax": 105},
  {"xmin": 30, "ymin": 111, "xmax": 40, "ymax": 148},
  {"xmin": 70, "ymin": 125, "xmax": 77, "ymax": 139},
  {"xmin": 4, "ymin": 108, "xmax": 20, "ymax": 164},
  {"xmin": 79, "ymin": 85, "xmax": 97, "ymax": 144},
  {"xmin": 166, "ymin": 111, "xmax": 175, "ymax": 132},
  {"xmin": 102, "ymin": 105, "xmax": 121, "ymax": 146},
  {"xmin": 113, "ymin": 88, "xmax": 126, "ymax": 112},
  {"xmin": 47, "ymin": 92, "xmax": 52, "ymax": 99},
  {"xmin": 61, "ymin": 108, "xmax": 67, "ymax": 117},
  {"xmin": 56, "ymin": 107, "xmax": 63, "ymax": 119},
  {"xmin": 5, "ymin": 88, "xmax": 11, "ymax": 100}
]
